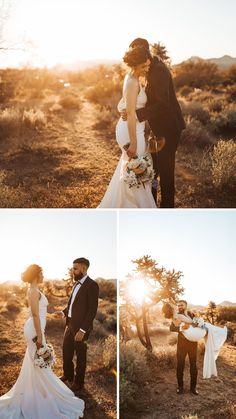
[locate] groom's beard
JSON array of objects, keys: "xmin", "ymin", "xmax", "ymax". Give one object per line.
[
  {"xmin": 178, "ymin": 308, "xmax": 185, "ymax": 314},
  {"xmin": 74, "ymin": 272, "xmax": 84, "ymax": 281}
]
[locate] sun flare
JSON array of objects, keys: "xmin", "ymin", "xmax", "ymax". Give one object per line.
[{"xmin": 127, "ymin": 278, "xmax": 149, "ymax": 305}]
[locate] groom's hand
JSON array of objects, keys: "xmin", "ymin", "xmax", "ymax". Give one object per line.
[{"xmin": 74, "ymin": 330, "xmax": 85, "ymax": 342}]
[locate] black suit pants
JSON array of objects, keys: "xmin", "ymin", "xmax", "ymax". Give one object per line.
[
  {"xmin": 176, "ymin": 334, "xmax": 198, "ymax": 389},
  {"xmin": 151, "ymin": 131, "xmax": 181, "ymax": 208},
  {"xmin": 62, "ymin": 325, "xmax": 89, "ymax": 386}
]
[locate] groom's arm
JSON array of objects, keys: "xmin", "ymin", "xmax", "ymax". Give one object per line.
[
  {"xmin": 136, "ymin": 65, "xmax": 171, "ymax": 122},
  {"xmin": 80, "ymin": 282, "xmax": 99, "ymax": 332}
]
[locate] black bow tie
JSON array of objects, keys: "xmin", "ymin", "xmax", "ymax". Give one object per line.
[{"xmin": 75, "ymin": 280, "xmax": 82, "ymax": 286}]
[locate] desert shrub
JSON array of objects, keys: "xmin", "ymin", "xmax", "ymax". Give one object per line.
[
  {"xmin": 22, "ymin": 109, "xmax": 47, "ymax": 129},
  {"xmin": 0, "ymin": 108, "xmax": 21, "ymax": 140},
  {"xmin": 211, "ymin": 139, "xmax": 236, "ymax": 188},
  {"xmin": 178, "ymin": 85, "xmax": 193, "ymax": 97},
  {"xmin": 209, "ymin": 108, "xmax": 236, "ymax": 134},
  {"xmin": 182, "ymin": 101, "xmax": 210, "ymax": 125},
  {"xmin": 217, "ymin": 307, "xmax": 236, "ymax": 322},
  {"xmin": 120, "ymin": 341, "xmax": 150, "ymax": 409},
  {"xmin": 152, "ymin": 345, "xmax": 176, "ymax": 368},
  {"xmin": 208, "ymin": 98, "xmax": 226, "ymax": 113},
  {"xmin": 102, "ymin": 335, "xmax": 116, "ymax": 370},
  {"xmin": 59, "ymin": 95, "xmax": 81, "ymax": 110},
  {"xmin": 96, "ymin": 310, "xmax": 107, "ymax": 323},
  {"xmin": 180, "ymin": 118, "xmax": 215, "ymax": 148},
  {"xmin": 225, "ymin": 84, "xmax": 236, "ymax": 102},
  {"xmin": 168, "ymin": 334, "xmax": 178, "ymax": 346},
  {"xmin": 104, "ymin": 317, "xmax": 117, "ymax": 333},
  {"xmin": 91, "ymin": 319, "xmax": 109, "ymax": 340},
  {"xmin": 97, "ymin": 279, "xmax": 116, "ymax": 301},
  {"xmin": 93, "ymin": 107, "xmax": 118, "ymax": 131},
  {"xmin": 6, "ymin": 300, "xmax": 21, "ymax": 313},
  {"xmin": 174, "ymin": 60, "xmax": 221, "ymax": 89},
  {"xmin": 188, "ymin": 89, "xmax": 216, "ymax": 103},
  {"xmin": 0, "ymin": 80, "xmax": 16, "ymax": 103},
  {"xmin": 224, "ymin": 65, "xmax": 236, "ymax": 85}
]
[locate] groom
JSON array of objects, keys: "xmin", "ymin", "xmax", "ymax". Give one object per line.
[
  {"xmin": 55, "ymin": 257, "xmax": 99, "ymax": 393},
  {"xmin": 123, "ymin": 38, "xmax": 185, "ymax": 208},
  {"xmin": 170, "ymin": 300, "xmax": 199, "ymax": 395}
]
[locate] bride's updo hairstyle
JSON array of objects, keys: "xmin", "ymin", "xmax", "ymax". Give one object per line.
[
  {"xmin": 123, "ymin": 46, "xmax": 151, "ymax": 68},
  {"xmin": 162, "ymin": 302, "xmax": 174, "ymax": 319},
  {"xmin": 21, "ymin": 264, "xmax": 42, "ymax": 284}
]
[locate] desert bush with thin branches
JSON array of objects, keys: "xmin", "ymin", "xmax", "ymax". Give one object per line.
[
  {"xmin": 102, "ymin": 335, "xmax": 116, "ymax": 370},
  {"xmin": 120, "ymin": 341, "xmax": 150, "ymax": 409},
  {"xmin": 180, "ymin": 118, "xmax": 215, "ymax": 148},
  {"xmin": 22, "ymin": 109, "xmax": 47, "ymax": 129},
  {"xmin": 59, "ymin": 95, "xmax": 82, "ymax": 110},
  {"xmin": 211, "ymin": 139, "xmax": 236, "ymax": 188},
  {"xmin": 0, "ymin": 108, "xmax": 21, "ymax": 139}
]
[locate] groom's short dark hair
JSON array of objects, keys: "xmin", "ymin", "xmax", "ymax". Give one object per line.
[
  {"xmin": 178, "ymin": 299, "xmax": 187, "ymax": 305},
  {"xmin": 73, "ymin": 257, "xmax": 90, "ymax": 268},
  {"xmin": 129, "ymin": 38, "xmax": 150, "ymax": 50}
]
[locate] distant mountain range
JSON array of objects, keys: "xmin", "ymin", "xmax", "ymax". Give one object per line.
[
  {"xmin": 51, "ymin": 55, "xmax": 236, "ymax": 71},
  {"xmin": 186, "ymin": 54, "xmax": 236, "ymax": 69},
  {"xmin": 189, "ymin": 301, "xmax": 236, "ymax": 310}
]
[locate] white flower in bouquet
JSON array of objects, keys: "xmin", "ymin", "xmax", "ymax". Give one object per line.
[
  {"xmin": 34, "ymin": 343, "xmax": 56, "ymax": 368},
  {"xmin": 123, "ymin": 154, "xmax": 154, "ymax": 189}
]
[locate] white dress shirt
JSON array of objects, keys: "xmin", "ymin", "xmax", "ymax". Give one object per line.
[{"xmin": 68, "ymin": 274, "xmax": 88, "ymax": 318}]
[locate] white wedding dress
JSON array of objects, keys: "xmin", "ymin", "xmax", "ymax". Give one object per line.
[
  {"xmin": 0, "ymin": 290, "xmax": 84, "ymax": 419},
  {"xmin": 181, "ymin": 322, "xmax": 227, "ymax": 379},
  {"xmin": 99, "ymin": 74, "xmax": 157, "ymax": 208}
]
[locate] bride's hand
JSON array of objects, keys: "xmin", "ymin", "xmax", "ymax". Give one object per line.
[
  {"xmin": 126, "ymin": 145, "xmax": 137, "ymax": 159},
  {"xmin": 36, "ymin": 340, "xmax": 43, "ymax": 349}
]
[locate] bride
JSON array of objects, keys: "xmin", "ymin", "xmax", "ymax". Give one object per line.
[
  {"xmin": 162, "ymin": 302, "xmax": 227, "ymax": 379},
  {"xmin": 99, "ymin": 46, "xmax": 157, "ymax": 208},
  {"xmin": 0, "ymin": 264, "xmax": 84, "ymax": 419}
]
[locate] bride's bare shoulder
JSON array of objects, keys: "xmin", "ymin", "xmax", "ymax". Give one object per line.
[{"xmin": 27, "ymin": 288, "xmax": 40, "ymax": 300}]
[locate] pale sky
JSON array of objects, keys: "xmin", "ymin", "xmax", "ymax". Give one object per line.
[
  {"xmin": 118, "ymin": 210, "xmax": 236, "ymax": 306},
  {"xmin": 1, "ymin": 0, "xmax": 235, "ymax": 68},
  {"xmin": 0, "ymin": 209, "xmax": 117, "ymax": 283}
]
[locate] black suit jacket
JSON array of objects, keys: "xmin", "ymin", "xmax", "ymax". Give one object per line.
[
  {"xmin": 63, "ymin": 276, "xmax": 99, "ymax": 334},
  {"xmin": 136, "ymin": 56, "xmax": 186, "ymax": 138}
]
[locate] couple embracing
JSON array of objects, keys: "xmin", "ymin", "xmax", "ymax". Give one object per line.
[
  {"xmin": 162, "ymin": 300, "xmax": 228, "ymax": 395},
  {"xmin": 99, "ymin": 37, "xmax": 185, "ymax": 208},
  {"xmin": 0, "ymin": 257, "xmax": 99, "ymax": 418}
]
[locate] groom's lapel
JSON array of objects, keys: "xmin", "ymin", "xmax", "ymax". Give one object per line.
[{"xmin": 73, "ymin": 276, "xmax": 90, "ymax": 302}]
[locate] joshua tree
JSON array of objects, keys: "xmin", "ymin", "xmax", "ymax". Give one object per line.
[
  {"xmin": 151, "ymin": 42, "xmax": 171, "ymax": 67},
  {"xmin": 120, "ymin": 255, "xmax": 184, "ymax": 351}
]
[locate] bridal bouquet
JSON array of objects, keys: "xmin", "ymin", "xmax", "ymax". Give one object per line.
[
  {"xmin": 192, "ymin": 317, "xmax": 206, "ymax": 328},
  {"xmin": 34, "ymin": 343, "xmax": 56, "ymax": 368},
  {"xmin": 123, "ymin": 154, "xmax": 154, "ymax": 188}
]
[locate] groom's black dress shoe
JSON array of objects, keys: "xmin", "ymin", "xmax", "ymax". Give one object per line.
[
  {"xmin": 190, "ymin": 388, "xmax": 199, "ymax": 395},
  {"xmin": 176, "ymin": 387, "xmax": 184, "ymax": 394}
]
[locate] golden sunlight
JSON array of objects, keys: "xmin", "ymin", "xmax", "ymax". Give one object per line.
[{"xmin": 127, "ymin": 278, "xmax": 149, "ymax": 305}]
